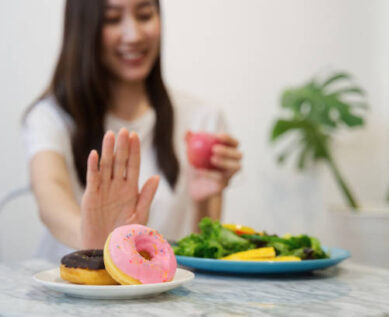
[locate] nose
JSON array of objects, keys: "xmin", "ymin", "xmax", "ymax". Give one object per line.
[{"xmin": 121, "ymin": 17, "xmax": 142, "ymax": 44}]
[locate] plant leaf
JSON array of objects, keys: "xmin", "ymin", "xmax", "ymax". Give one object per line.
[
  {"xmin": 270, "ymin": 70, "xmax": 364, "ymax": 209},
  {"xmin": 330, "ymin": 87, "xmax": 365, "ymax": 96},
  {"xmin": 322, "ymin": 72, "xmax": 351, "ymax": 88},
  {"xmin": 328, "ymin": 99, "xmax": 364, "ymax": 127},
  {"xmin": 271, "ymin": 119, "xmax": 308, "ymax": 141}
]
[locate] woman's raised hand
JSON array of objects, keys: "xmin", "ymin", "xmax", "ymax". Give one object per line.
[
  {"xmin": 81, "ymin": 128, "xmax": 159, "ymax": 249},
  {"xmin": 189, "ymin": 133, "xmax": 242, "ymax": 201}
]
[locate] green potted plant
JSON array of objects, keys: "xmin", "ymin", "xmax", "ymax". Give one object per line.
[{"xmin": 270, "ymin": 71, "xmax": 389, "ymax": 268}]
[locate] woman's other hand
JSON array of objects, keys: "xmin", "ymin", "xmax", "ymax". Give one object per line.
[
  {"xmin": 81, "ymin": 128, "xmax": 159, "ymax": 249},
  {"xmin": 189, "ymin": 133, "xmax": 242, "ymax": 202}
]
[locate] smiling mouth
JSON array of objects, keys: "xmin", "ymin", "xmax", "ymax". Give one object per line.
[{"xmin": 118, "ymin": 51, "xmax": 147, "ymax": 62}]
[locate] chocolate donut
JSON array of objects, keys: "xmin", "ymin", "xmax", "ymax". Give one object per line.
[
  {"xmin": 60, "ymin": 249, "xmax": 118, "ymax": 285},
  {"xmin": 61, "ymin": 249, "xmax": 105, "ymax": 270}
]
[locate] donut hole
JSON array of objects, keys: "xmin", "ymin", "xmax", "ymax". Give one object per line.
[
  {"xmin": 135, "ymin": 235, "xmax": 156, "ymax": 261},
  {"xmin": 138, "ymin": 250, "xmax": 152, "ymax": 261}
]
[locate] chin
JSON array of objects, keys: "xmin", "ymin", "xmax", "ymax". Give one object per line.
[
  {"xmin": 122, "ymin": 75, "xmax": 147, "ymax": 83},
  {"xmin": 116, "ymin": 69, "xmax": 150, "ymax": 83}
]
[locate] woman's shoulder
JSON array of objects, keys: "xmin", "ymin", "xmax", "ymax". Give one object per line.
[
  {"xmin": 22, "ymin": 95, "xmax": 74, "ymax": 160},
  {"xmin": 24, "ymin": 95, "xmax": 73, "ymax": 131}
]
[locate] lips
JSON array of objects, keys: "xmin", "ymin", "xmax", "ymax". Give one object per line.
[{"xmin": 118, "ymin": 50, "xmax": 147, "ymax": 65}]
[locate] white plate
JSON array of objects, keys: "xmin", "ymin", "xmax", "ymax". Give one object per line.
[{"xmin": 33, "ymin": 268, "xmax": 194, "ymax": 299}]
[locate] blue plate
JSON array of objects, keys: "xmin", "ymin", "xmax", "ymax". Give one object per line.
[{"xmin": 176, "ymin": 247, "xmax": 350, "ymax": 274}]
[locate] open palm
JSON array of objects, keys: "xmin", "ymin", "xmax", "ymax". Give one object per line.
[{"xmin": 81, "ymin": 128, "xmax": 159, "ymax": 249}]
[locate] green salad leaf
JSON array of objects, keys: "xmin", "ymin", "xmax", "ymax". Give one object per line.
[
  {"xmin": 241, "ymin": 233, "xmax": 329, "ymax": 259},
  {"xmin": 173, "ymin": 218, "xmax": 254, "ymax": 258},
  {"xmin": 174, "ymin": 218, "xmax": 329, "ymax": 260}
]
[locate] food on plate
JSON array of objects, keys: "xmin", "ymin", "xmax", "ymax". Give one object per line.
[
  {"xmin": 221, "ymin": 248, "xmax": 301, "ymax": 261},
  {"xmin": 60, "ymin": 225, "xmax": 177, "ymax": 286},
  {"xmin": 60, "ymin": 249, "xmax": 117, "ymax": 285},
  {"xmin": 185, "ymin": 131, "xmax": 222, "ymax": 169},
  {"xmin": 104, "ymin": 224, "xmax": 177, "ymax": 285},
  {"xmin": 174, "ymin": 218, "xmax": 329, "ymax": 261},
  {"xmin": 221, "ymin": 247, "xmax": 276, "ymax": 260},
  {"xmin": 222, "ymin": 224, "xmax": 256, "ymax": 235},
  {"xmin": 174, "ymin": 217, "xmax": 253, "ymax": 259},
  {"xmin": 223, "ymin": 255, "xmax": 301, "ymax": 262}
]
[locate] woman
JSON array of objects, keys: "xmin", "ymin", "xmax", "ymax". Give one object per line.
[{"xmin": 23, "ymin": 0, "xmax": 242, "ymax": 262}]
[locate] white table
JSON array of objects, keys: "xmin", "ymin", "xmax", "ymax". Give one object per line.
[{"xmin": 0, "ymin": 259, "xmax": 388, "ymax": 316}]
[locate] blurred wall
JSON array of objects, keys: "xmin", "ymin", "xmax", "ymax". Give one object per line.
[
  {"xmin": 0, "ymin": 0, "xmax": 388, "ymax": 260},
  {"xmin": 0, "ymin": 0, "xmax": 65, "ymax": 260},
  {"xmin": 162, "ymin": 0, "xmax": 389, "ymax": 233}
]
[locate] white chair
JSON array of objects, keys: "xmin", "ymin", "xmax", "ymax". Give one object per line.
[{"xmin": 0, "ymin": 186, "xmax": 45, "ymax": 263}]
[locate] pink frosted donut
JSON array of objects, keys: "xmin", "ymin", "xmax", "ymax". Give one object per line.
[{"xmin": 103, "ymin": 224, "xmax": 177, "ymax": 285}]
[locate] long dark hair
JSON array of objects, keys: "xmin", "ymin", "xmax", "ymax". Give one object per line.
[{"xmin": 28, "ymin": 0, "xmax": 179, "ymax": 189}]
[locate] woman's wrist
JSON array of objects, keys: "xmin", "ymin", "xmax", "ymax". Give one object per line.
[
  {"xmin": 80, "ymin": 214, "xmax": 108, "ymax": 250},
  {"xmin": 193, "ymin": 194, "xmax": 223, "ymax": 228}
]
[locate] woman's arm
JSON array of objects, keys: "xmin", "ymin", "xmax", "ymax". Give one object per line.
[
  {"xmin": 190, "ymin": 133, "xmax": 242, "ymax": 230},
  {"xmin": 30, "ymin": 151, "xmax": 82, "ymax": 249},
  {"xmin": 30, "ymin": 129, "xmax": 159, "ymax": 250}
]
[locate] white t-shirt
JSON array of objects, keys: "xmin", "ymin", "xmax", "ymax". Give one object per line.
[{"xmin": 23, "ymin": 91, "xmax": 226, "ymax": 263}]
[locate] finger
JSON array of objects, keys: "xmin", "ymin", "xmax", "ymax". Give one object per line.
[
  {"xmin": 100, "ymin": 131, "xmax": 115, "ymax": 182},
  {"xmin": 211, "ymin": 156, "xmax": 241, "ymax": 173},
  {"xmin": 113, "ymin": 128, "xmax": 129, "ymax": 179},
  {"xmin": 135, "ymin": 175, "xmax": 160, "ymax": 223},
  {"xmin": 212, "ymin": 145, "xmax": 243, "ymax": 160},
  {"xmin": 215, "ymin": 133, "xmax": 239, "ymax": 147},
  {"xmin": 86, "ymin": 150, "xmax": 99, "ymax": 192},
  {"xmin": 126, "ymin": 132, "xmax": 141, "ymax": 191}
]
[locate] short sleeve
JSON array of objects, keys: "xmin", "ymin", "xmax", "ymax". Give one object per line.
[{"xmin": 22, "ymin": 97, "xmax": 71, "ymax": 161}]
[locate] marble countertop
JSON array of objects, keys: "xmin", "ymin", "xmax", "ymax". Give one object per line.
[{"xmin": 0, "ymin": 259, "xmax": 388, "ymax": 317}]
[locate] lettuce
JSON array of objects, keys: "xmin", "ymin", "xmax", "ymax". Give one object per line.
[
  {"xmin": 241, "ymin": 233, "xmax": 329, "ymax": 259},
  {"xmin": 174, "ymin": 218, "xmax": 254, "ymax": 258},
  {"xmin": 174, "ymin": 217, "xmax": 329, "ymax": 260}
]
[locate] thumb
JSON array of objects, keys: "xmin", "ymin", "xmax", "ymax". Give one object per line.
[{"xmin": 135, "ymin": 175, "xmax": 160, "ymax": 224}]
